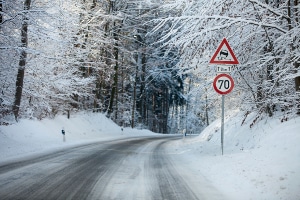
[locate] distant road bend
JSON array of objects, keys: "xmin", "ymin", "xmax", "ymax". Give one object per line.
[{"xmin": 0, "ymin": 135, "xmax": 226, "ymax": 200}]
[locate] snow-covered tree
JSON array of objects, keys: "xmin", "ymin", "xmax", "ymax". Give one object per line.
[
  {"xmin": 151, "ymin": 0, "xmax": 300, "ymax": 130},
  {"xmin": 1, "ymin": 0, "xmax": 97, "ymax": 121}
]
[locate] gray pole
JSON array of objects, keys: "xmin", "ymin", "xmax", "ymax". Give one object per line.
[{"xmin": 221, "ymin": 95, "xmax": 225, "ymax": 155}]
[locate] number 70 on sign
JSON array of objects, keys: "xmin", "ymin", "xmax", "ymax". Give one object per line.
[{"xmin": 213, "ymin": 74, "xmax": 234, "ymax": 95}]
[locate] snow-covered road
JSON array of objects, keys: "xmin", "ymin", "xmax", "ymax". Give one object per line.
[{"xmin": 0, "ymin": 135, "xmax": 226, "ymax": 200}]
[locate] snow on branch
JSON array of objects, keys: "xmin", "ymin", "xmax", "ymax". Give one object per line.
[{"xmin": 249, "ymin": 0, "xmax": 290, "ymax": 20}]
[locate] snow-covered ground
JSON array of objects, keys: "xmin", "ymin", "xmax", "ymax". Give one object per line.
[
  {"xmin": 169, "ymin": 112, "xmax": 300, "ymax": 200},
  {"xmin": 0, "ymin": 111, "xmax": 299, "ymax": 200},
  {"xmin": 0, "ymin": 112, "xmax": 155, "ymax": 163}
]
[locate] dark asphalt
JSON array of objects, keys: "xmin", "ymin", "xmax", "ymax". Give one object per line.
[{"xmin": 0, "ymin": 135, "xmax": 225, "ymax": 200}]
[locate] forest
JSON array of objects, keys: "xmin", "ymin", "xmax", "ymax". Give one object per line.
[{"xmin": 0, "ymin": 0, "xmax": 299, "ymax": 133}]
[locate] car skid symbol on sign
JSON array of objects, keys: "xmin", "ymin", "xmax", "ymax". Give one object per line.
[{"xmin": 217, "ymin": 50, "xmax": 231, "ymax": 60}]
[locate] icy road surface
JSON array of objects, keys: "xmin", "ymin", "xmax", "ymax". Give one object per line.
[{"xmin": 0, "ymin": 135, "xmax": 226, "ymax": 200}]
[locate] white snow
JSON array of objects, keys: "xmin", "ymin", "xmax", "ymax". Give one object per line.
[
  {"xmin": 0, "ymin": 112, "xmax": 155, "ymax": 163},
  {"xmin": 169, "ymin": 112, "xmax": 300, "ymax": 200},
  {"xmin": 0, "ymin": 111, "xmax": 299, "ymax": 200}
]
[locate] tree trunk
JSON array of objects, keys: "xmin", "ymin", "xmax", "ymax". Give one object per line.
[
  {"xmin": 288, "ymin": 0, "xmax": 300, "ymax": 113},
  {"xmin": 13, "ymin": 0, "xmax": 31, "ymax": 121},
  {"xmin": 295, "ymin": 64, "xmax": 300, "ymax": 91},
  {"xmin": 108, "ymin": 22, "xmax": 119, "ymax": 116},
  {"xmin": 163, "ymin": 87, "xmax": 169, "ymax": 133},
  {"xmin": 294, "ymin": 0, "xmax": 300, "ymax": 96},
  {"xmin": 140, "ymin": 52, "xmax": 146, "ymax": 124},
  {"xmin": 0, "ymin": 1, "xmax": 3, "ymax": 25},
  {"xmin": 131, "ymin": 65, "xmax": 138, "ymax": 128}
]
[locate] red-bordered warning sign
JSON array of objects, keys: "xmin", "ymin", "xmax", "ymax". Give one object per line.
[
  {"xmin": 213, "ymin": 74, "xmax": 234, "ymax": 95},
  {"xmin": 209, "ymin": 38, "xmax": 239, "ymax": 65}
]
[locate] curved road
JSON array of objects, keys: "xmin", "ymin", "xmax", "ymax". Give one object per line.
[{"xmin": 0, "ymin": 135, "xmax": 226, "ymax": 200}]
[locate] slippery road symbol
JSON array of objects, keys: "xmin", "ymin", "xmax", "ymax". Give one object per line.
[{"xmin": 218, "ymin": 50, "xmax": 229, "ymax": 60}]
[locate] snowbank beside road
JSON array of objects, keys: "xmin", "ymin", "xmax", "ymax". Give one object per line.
[
  {"xmin": 0, "ymin": 112, "xmax": 155, "ymax": 163},
  {"xmin": 169, "ymin": 113, "xmax": 300, "ymax": 200}
]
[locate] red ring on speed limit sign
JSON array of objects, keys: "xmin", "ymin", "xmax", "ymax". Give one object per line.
[{"xmin": 213, "ymin": 74, "xmax": 234, "ymax": 95}]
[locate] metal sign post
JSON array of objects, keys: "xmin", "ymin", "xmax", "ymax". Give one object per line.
[
  {"xmin": 221, "ymin": 95, "xmax": 225, "ymax": 155},
  {"xmin": 213, "ymin": 74, "xmax": 234, "ymax": 155},
  {"xmin": 209, "ymin": 38, "xmax": 239, "ymax": 155}
]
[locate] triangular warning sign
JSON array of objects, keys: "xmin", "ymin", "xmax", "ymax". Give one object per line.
[{"xmin": 209, "ymin": 38, "xmax": 239, "ymax": 65}]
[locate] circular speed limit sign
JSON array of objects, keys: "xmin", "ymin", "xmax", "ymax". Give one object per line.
[{"xmin": 213, "ymin": 74, "xmax": 234, "ymax": 95}]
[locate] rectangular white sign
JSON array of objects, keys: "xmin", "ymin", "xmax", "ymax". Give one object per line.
[{"xmin": 216, "ymin": 66, "xmax": 234, "ymax": 73}]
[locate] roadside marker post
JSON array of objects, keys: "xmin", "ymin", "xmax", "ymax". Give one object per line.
[{"xmin": 62, "ymin": 127, "xmax": 66, "ymax": 142}]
